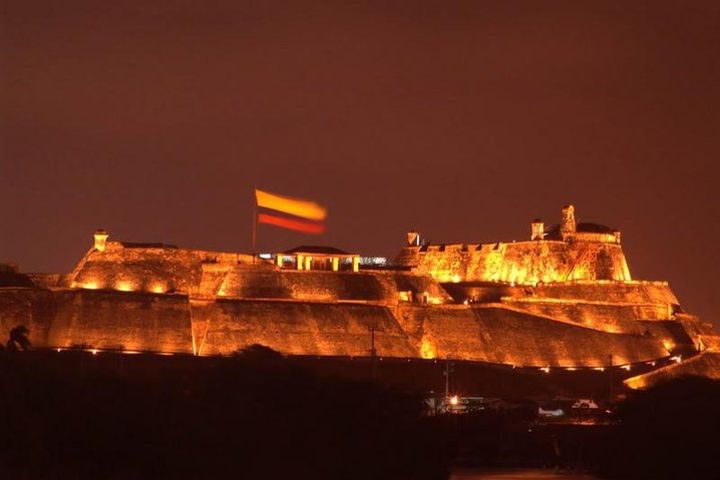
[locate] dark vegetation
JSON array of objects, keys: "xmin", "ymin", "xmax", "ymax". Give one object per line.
[
  {"xmin": 1, "ymin": 329, "xmax": 718, "ymax": 479},
  {"xmin": 2, "ymin": 325, "xmax": 31, "ymax": 352},
  {"xmin": 587, "ymin": 376, "xmax": 720, "ymax": 479},
  {"xmin": 0, "ymin": 346, "xmax": 451, "ymax": 479}
]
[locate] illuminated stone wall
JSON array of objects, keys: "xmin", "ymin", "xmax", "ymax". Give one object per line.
[
  {"xmin": 396, "ymin": 304, "xmax": 669, "ymax": 367},
  {"xmin": 68, "ymin": 241, "xmax": 450, "ymax": 305},
  {"xmin": 0, "ymin": 229, "xmax": 709, "ymax": 373},
  {"xmin": 625, "ymin": 352, "xmax": 720, "ymax": 389},
  {"xmin": 213, "ymin": 266, "xmax": 451, "ymax": 305},
  {"xmin": 397, "ymin": 240, "xmax": 631, "ymax": 284},
  {"xmin": 48, "ymin": 290, "xmax": 193, "ymax": 353},
  {"xmin": 192, "ymin": 301, "xmax": 417, "ymax": 357},
  {"xmin": 440, "ymin": 278, "xmax": 677, "ymax": 306},
  {"xmin": 0, "ymin": 280, "xmax": 682, "ymax": 367},
  {"xmin": 0, "ymin": 288, "xmax": 193, "ymax": 353},
  {"xmin": 439, "ymin": 280, "xmax": 681, "ymax": 334},
  {"xmin": 497, "ymin": 281, "xmax": 677, "ymax": 304},
  {"xmin": 0, "ymin": 288, "xmax": 55, "ymax": 346},
  {"xmin": 68, "ymin": 241, "xmax": 253, "ymax": 295},
  {"xmin": 497, "ymin": 300, "xmax": 667, "ymax": 333}
]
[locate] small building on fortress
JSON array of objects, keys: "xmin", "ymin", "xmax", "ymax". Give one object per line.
[{"xmin": 1, "ymin": 205, "xmax": 719, "ymax": 385}]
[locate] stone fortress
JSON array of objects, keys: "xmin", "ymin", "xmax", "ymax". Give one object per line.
[{"xmin": 1, "ymin": 205, "xmax": 718, "ymax": 385}]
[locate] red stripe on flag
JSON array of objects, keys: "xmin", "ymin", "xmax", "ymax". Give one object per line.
[{"xmin": 257, "ymin": 213, "xmax": 326, "ymax": 234}]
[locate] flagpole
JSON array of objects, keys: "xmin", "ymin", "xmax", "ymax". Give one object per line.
[{"xmin": 252, "ymin": 199, "xmax": 257, "ymax": 264}]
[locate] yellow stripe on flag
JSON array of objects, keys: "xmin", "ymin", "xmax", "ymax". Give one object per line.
[{"xmin": 255, "ymin": 189, "xmax": 327, "ymax": 221}]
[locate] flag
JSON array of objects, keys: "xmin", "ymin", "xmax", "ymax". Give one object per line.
[{"xmin": 255, "ymin": 189, "xmax": 327, "ymax": 234}]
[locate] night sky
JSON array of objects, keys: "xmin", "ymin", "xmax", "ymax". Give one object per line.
[{"xmin": 1, "ymin": 1, "xmax": 718, "ymax": 327}]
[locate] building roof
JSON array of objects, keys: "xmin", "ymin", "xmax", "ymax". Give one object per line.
[
  {"xmin": 0, "ymin": 271, "xmax": 35, "ymax": 288},
  {"xmin": 283, "ymin": 246, "xmax": 353, "ymax": 255},
  {"xmin": 544, "ymin": 222, "xmax": 617, "ymax": 239},
  {"xmin": 576, "ymin": 222, "xmax": 617, "ymax": 234}
]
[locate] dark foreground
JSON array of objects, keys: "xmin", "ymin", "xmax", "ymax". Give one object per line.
[
  {"xmin": 0, "ymin": 348, "xmax": 452, "ymax": 479},
  {"xmin": 451, "ymin": 469, "xmax": 597, "ymax": 479},
  {"xmin": 1, "ymin": 349, "xmax": 719, "ymax": 479}
]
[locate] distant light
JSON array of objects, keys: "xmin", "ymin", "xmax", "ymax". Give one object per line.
[
  {"xmin": 671, "ymin": 355, "xmax": 682, "ymax": 363},
  {"xmin": 449, "ymin": 395, "xmax": 459, "ymax": 406},
  {"xmin": 91, "ymin": 349, "xmax": 98, "ymax": 355},
  {"xmin": 360, "ymin": 257, "xmax": 388, "ymax": 266},
  {"xmin": 620, "ymin": 365, "xmax": 631, "ymax": 371},
  {"xmin": 593, "ymin": 367, "xmax": 605, "ymax": 372},
  {"xmin": 540, "ymin": 366, "xmax": 550, "ymax": 374},
  {"xmin": 56, "ymin": 348, "xmax": 62, "ymax": 353},
  {"xmin": 258, "ymin": 253, "xmax": 272, "ymax": 259}
]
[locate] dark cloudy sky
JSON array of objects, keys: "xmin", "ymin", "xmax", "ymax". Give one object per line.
[{"xmin": 1, "ymin": 1, "xmax": 718, "ymax": 326}]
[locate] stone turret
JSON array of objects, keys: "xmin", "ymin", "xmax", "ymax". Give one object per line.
[
  {"xmin": 93, "ymin": 229, "xmax": 109, "ymax": 252},
  {"xmin": 531, "ymin": 219, "xmax": 545, "ymax": 241},
  {"xmin": 560, "ymin": 205, "xmax": 576, "ymax": 238}
]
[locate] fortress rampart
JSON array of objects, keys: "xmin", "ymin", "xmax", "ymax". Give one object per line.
[
  {"xmin": 397, "ymin": 239, "xmax": 631, "ymax": 285},
  {"xmin": 0, "ymin": 205, "xmax": 716, "ymax": 376},
  {"xmin": 398, "ymin": 204, "xmax": 631, "ymax": 284}
]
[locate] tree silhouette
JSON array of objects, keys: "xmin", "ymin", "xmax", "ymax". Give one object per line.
[
  {"xmin": 233, "ymin": 343, "xmax": 283, "ymax": 360},
  {"xmin": 6, "ymin": 325, "xmax": 31, "ymax": 351}
]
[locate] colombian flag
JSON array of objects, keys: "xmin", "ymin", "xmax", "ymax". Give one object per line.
[{"xmin": 255, "ymin": 189, "xmax": 327, "ymax": 234}]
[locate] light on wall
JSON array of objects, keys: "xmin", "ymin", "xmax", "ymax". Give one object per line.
[{"xmin": 116, "ymin": 281, "xmax": 134, "ymax": 292}]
